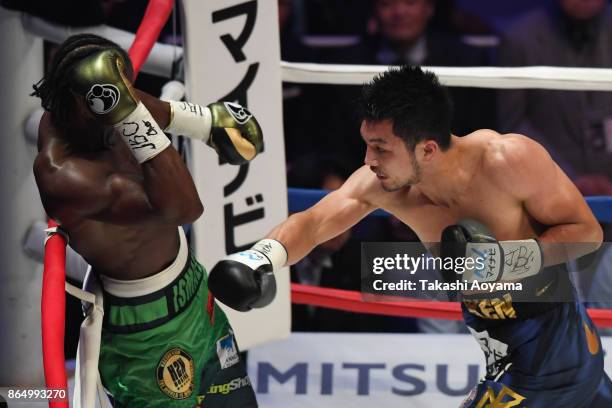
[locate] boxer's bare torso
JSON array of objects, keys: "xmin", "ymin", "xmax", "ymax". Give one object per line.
[
  {"xmin": 363, "ymin": 132, "xmax": 542, "ymax": 243},
  {"xmin": 271, "ymin": 123, "xmax": 599, "ymax": 266},
  {"xmin": 33, "ymin": 92, "xmax": 199, "ymax": 280}
]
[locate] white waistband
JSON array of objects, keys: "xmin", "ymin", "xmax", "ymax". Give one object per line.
[{"xmin": 100, "ymin": 227, "xmax": 188, "ymax": 298}]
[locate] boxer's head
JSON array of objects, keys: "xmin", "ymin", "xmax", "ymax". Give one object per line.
[
  {"xmin": 32, "ymin": 34, "xmax": 132, "ymax": 137},
  {"xmin": 359, "ymin": 65, "xmax": 452, "ymax": 191}
]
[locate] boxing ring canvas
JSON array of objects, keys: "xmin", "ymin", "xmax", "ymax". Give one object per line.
[{"xmin": 180, "ymin": 0, "xmax": 290, "ymax": 350}]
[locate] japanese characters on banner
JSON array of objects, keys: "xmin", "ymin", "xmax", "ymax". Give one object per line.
[
  {"xmin": 248, "ymin": 333, "xmax": 612, "ymax": 407},
  {"xmin": 180, "ymin": 0, "xmax": 289, "ymax": 349}
]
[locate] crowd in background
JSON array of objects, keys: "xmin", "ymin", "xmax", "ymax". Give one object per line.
[{"xmin": 6, "ymin": 0, "xmax": 612, "ymax": 343}]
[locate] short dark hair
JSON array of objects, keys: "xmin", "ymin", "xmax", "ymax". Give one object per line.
[
  {"xmin": 31, "ymin": 33, "xmax": 132, "ymax": 128},
  {"xmin": 358, "ymin": 65, "xmax": 453, "ymax": 150}
]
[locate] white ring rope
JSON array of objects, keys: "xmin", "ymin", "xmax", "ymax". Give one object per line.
[
  {"xmin": 22, "ymin": 14, "xmax": 181, "ymax": 78},
  {"xmin": 281, "ymin": 62, "xmax": 612, "ymax": 90},
  {"xmin": 22, "ymin": 13, "xmax": 612, "ymax": 90}
]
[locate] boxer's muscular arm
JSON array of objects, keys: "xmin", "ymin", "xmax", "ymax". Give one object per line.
[
  {"xmin": 136, "ymin": 89, "xmax": 170, "ymax": 124},
  {"xmin": 489, "ymin": 134, "xmax": 602, "ymax": 264},
  {"xmin": 267, "ymin": 166, "xmax": 378, "ymax": 265},
  {"xmin": 34, "ymin": 112, "xmax": 202, "ymax": 227}
]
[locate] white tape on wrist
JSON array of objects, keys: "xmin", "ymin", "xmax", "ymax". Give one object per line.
[
  {"xmin": 463, "ymin": 239, "xmax": 542, "ymax": 283},
  {"xmin": 165, "ymin": 100, "xmax": 212, "ymax": 143},
  {"xmin": 499, "ymin": 239, "xmax": 543, "ymax": 281},
  {"xmin": 252, "ymin": 239, "xmax": 288, "ymax": 271},
  {"xmin": 114, "ymin": 102, "xmax": 171, "ymax": 163},
  {"xmin": 225, "ymin": 250, "xmax": 271, "ymax": 270}
]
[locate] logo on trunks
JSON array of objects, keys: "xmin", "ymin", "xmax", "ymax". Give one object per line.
[
  {"xmin": 156, "ymin": 348, "xmax": 195, "ymax": 399},
  {"xmin": 216, "ymin": 332, "xmax": 239, "ymax": 369},
  {"xmin": 468, "ymin": 328, "xmax": 509, "ymax": 379},
  {"xmin": 464, "ymin": 294, "xmax": 517, "ymax": 320},
  {"xmin": 584, "ymin": 322, "xmax": 600, "ymax": 355},
  {"xmin": 207, "ymin": 376, "xmax": 251, "ymax": 395},
  {"xmin": 476, "ymin": 384, "xmax": 525, "ymax": 408},
  {"xmin": 224, "ymin": 102, "xmax": 252, "ymax": 124},
  {"xmin": 86, "ymin": 83, "xmax": 120, "ymax": 114}
]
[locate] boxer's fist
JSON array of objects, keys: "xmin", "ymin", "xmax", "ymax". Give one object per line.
[
  {"xmin": 165, "ymin": 100, "xmax": 264, "ymax": 165},
  {"xmin": 441, "ymin": 219, "xmax": 542, "ymax": 283},
  {"xmin": 71, "ymin": 49, "xmax": 138, "ymax": 125},
  {"xmin": 208, "ymin": 239, "xmax": 287, "ymax": 312},
  {"xmin": 209, "ymin": 250, "xmax": 276, "ymax": 312},
  {"xmin": 441, "ymin": 219, "xmax": 500, "ymax": 282},
  {"xmin": 207, "ymin": 102, "xmax": 263, "ymax": 165}
]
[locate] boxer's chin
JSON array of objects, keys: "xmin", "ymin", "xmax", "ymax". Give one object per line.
[{"xmin": 380, "ymin": 179, "xmax": 400, "ymax": 192}]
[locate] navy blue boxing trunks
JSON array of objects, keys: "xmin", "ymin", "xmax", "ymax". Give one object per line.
[{"xmin": 460, "ymin": 265, "xmax": 612, "ymax": 407}]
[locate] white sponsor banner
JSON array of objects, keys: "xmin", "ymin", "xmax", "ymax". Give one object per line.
[
  {"xmin": 180, "ymin": 0, "xmax": 289, "ymax": 350},
  {"xmin": 248, "ymin": 333, "xmax": 612, "ymax": 407}
]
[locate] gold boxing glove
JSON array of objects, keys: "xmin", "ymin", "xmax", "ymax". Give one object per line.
[
  {"xmin": 165, "ymin": 100, "xmax": 264, "ymax": 165},
  {"xmin": 71, "ymin": 49, "xmax": 170, "ymax": 162},
  {"xmin": 71, "ymin": 49, "xmax": 138, "ymax": 124}
]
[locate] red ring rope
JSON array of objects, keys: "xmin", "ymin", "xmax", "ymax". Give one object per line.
[
  {"xmin": 128, "ymin": 0, "xmax": 175, "ymax": 79},
  {"xmin": 291, "ymin": 283, "xmax": 612, "ymax": 327},
  {"xmin": 42, "ymin": 220, "xmax": 68, "ymax": 407},
  {"xmin": 41, "ymin": 1, "xmax": 174, "ymax": 406}
]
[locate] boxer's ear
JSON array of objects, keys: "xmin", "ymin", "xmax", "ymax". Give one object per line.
[{"xmin": 420, "ymin": 140, "xmax": 438, "ymax": 161}]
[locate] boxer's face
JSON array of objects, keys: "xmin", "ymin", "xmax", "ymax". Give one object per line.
[
  {"xmin": 361, "ymin": 119, "xmax": 421, "ymax": 192},
  {"xmin": 62, "ymin": 96, "xmax": 112, "ymax": 151}
]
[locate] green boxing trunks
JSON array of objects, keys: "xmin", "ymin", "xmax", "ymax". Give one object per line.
[{"xmin": 97, "ymin": 227, "xmax": 257, "ymax": 407}]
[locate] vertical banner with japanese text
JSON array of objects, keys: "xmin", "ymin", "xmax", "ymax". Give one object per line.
[{"xmin": 180, "ymin": 0, "xmax": 289, "ymax": 349}]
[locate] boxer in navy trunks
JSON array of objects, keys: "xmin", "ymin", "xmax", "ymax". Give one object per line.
[
  {"xmin": 459, "ymin": 263, "xmax": 612, "ymax": 407},
  {"xmin": 206, "ymin": 65, "xmax": 612, "ymax": 407}
]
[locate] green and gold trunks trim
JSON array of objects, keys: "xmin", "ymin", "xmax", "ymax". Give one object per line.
[{"xmin": 101, "ymin": 250, "xmax": 206, "ymax": 334}]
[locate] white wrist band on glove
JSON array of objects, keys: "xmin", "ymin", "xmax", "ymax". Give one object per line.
[
  {"xmin": 165, "ymin": 100, "xmax": 212, "ymax": 143},
  {"xmin": 464, "ymin": 239, "xmax": 542, "ymax": 283},
  {"xmin": 252, "ymin": 239, "xmax": 288, "ymax": 271},
  {"xmin": 114, "ymin": 102, "xmax": 171, "ymax": 163},
  {"xmin": 224, "ymin": 239, "xmax": 288, "ymax": 272}
]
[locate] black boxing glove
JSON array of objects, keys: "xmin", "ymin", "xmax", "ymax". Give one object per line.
[
  {"xmin": 208, "ymin": 239, "xmax": 287, "ymax": 312},
  {"xmin": 441, "ymin": 219, "xmax": 543, "ymax": 283}
]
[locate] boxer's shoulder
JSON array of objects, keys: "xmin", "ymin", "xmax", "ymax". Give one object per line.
[
  {"xmin": 486, "ymin": 133, "xmax": 544, "ymax": 166},
  {"xmin": 480, "ymin": 133, "xmax": 551, "ymax": 196}
]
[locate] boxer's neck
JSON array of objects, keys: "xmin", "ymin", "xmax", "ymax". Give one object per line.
[{"xmin": 414, "ymin": 135, "xmax": 478, "ymax": 206}]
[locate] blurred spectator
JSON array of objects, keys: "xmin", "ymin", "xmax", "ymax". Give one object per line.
[
  {"xmin": 279, "ymin": 0, "xmax": 318, "ymax": 62},
  {"xmin": 278, "ymin": 0, "xmax": 327, "ymax": 165},
  {"xmin": 315, "ymin": 0, "xmax": 497, "ymax": 169},
  {"xmin": 498, "ymin": 0, "xmax": 612, "ymax": 196},
  {"xmin": 287, "ymin": 154, "xmax": 350, "ymax": 331},
  {"xmin": 1, "ymin": 0, "xmax": 105, "ymax": 26},
  {"xmin": 303, "ymin": 0, "xmax": 372, "ymax": 35},
  {"xmin": 288, "ymin": 154, "xmax": 416, "ymax": 332},
  {"xmin": 429, "ymin": 0, "xmax": 496, "ymax": 35},
  {"xmin": 499, "ymin": 0, "xmax": 612, "ymax": 331},
  {"xmin": 385, "ymin": 217, "xmax": 468, "ymax": 333}
]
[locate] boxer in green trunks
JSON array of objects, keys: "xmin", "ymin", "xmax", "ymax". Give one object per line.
[{"xmin": 32, "ymin": 33, "xmax": 264, "ymax": 407}]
